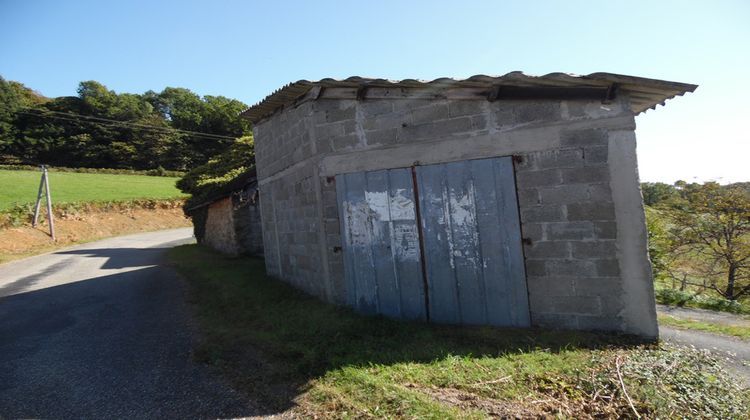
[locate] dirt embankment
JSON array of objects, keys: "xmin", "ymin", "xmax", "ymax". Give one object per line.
[{"xmin": 0, "ymin": 206, "xmax": 192, "ymax": 263}]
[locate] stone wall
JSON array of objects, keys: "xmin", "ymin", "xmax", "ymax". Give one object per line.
[
  {"xmin": 232, "ymin": 186, "xmax": 264, "ymax": 256},
  {"xmin": 199, "ymin": 189, "xmax": 264, "ymax": 258},
  {"xmin": 203, "ymin": 197, "xmax": 238, "ymax": 255},
  {"xmin": 254, "ymin": 93, "xmax": 657, "ymax": 337}
]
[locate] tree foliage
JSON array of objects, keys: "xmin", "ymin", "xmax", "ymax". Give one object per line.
[
  {"xmin": 0, "ymin": 76, "xmax": 251, "ymax": 171},
  {"xmin": 177, "ymin": 135, "xmax": 255, "ymax": 209},
  {"xmin": 651, "ymin": 182, "xmax": 750, "ymax": 301},
  {"xmin": 641, "ymin": 182, "xmax": 679, "ymax": 206}
]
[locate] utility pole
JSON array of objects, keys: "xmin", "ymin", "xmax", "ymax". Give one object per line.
[{"xmin": 32, "ymin": 165, "xmax": 55, "ymax": 240}]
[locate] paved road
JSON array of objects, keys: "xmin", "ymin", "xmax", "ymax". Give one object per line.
[
  {"xmin": 0, "ymin": 228, "xmax": 260, "ymax": 418},
  {"xmin": 657, "ymin": 305, "xmax": 750, "ymax": 385},
  {"xmin": 658, "ymin": 304, "xmax": 750, "ymax": 327}
]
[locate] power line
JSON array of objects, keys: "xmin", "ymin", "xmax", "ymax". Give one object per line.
[{"xmin": 9, "ymin": 107, "xmax": 240, "ymax": 141}]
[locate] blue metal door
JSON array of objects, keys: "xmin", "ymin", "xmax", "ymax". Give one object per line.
[
  {"xmin": 336, "ymin": 168, "xmax": 426, "ymax": 320},
  {"xmin": 416, "ymin": 157, "xmax": 530, "ymax": 327},
  {"xmin": 336, "ymin": 156, "xmax": 529, "ymax": 327}
]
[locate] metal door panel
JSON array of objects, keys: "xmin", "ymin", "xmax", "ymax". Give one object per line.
[
  {"xmin": 336, "ymin": 171, "xmax": 378, "ymax": 314},
  {"xmin": 414, "ymin": 164, "xmax": 461, "ymax": 324},
  {"xmin": 491, "ymin": 158, "xmax": 531, "ymax": 327},
  {"xmin": 336, "ymin": 155, "xmax": 529, "ymax": 327},
  {"xmin": 336, "ymin": 168, "xmax": 425, "ymax": 320},
  {"xmin": 446, "ymin": 161, "xmax": 486, "ymax": 325},
  {"xmin": 387, "ymin": 171, "xmax": 426, "ymax": 320},
  {"xmin": 417, "ymin": 157, "xmax": 530, "ymax": 327},
  {"xmin": 473, "ymin": 157, "xmax": 530, "ymax": 326}
]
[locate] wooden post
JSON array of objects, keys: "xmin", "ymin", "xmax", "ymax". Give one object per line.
[
  {"xmin": 31, "ymin": 165, "xmax": 55, "ymax": 240},
  {"xmin": 43, "ymin": 166, "xmax": 55, "ymax": 240},
  {"xmin": 32, "ymin": 165, "xmax": 46, "ymax": 227}
]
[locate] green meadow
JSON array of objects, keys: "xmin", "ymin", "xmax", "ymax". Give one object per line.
[{"xmin": 0, "ymin": 170, "xmax": 186, "ymax": 211}]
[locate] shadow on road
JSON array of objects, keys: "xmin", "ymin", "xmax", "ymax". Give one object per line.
[
  {"xmin": 55, "ymin": 247, "xmax": 171, "ymax": 269},
  {"xmin": 0, "ymin": 248, "xmax": 258, "ymax": 418}
]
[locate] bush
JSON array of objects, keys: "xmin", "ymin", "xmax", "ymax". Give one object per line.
[
  {"xmin": 655, "ymin": 288, "xmax": 695, "ymax": 307},
  {"xmin": 0, "ymin": 203, "xmax": 35, "ymax": 228},
  {"xmin": 691, "ymin": 295, "xmax": 748, "ymax": 314},
  {"xmin": 655, "ymin": 288, "xmax": 750, "ymax": 314}
]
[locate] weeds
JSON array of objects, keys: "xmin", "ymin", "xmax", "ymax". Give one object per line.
[
  {"xmin": 0, "ymin": 198, "xmax": 185, "ymax": 228},
  {"xmin": 169, "ymin": 245, "xmax": 750, "ymax": 418}
]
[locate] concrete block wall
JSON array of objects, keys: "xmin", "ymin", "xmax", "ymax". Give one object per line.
[
  {"xmin": 320, "ymin": 175, "xmax": 347, "ymax": 304},
  {"xmin": 254, "ymin": 92, "xmax": 657, "ymax": 337},
  {"xmin": 259, "ymin": 164, "xmax": 327, "ymax": 298},
  {"xmin": 515, "ymin": 129, "xmax": 623, "ymax": 331},
  {"xmin": 254, "ymin": 102, "xmax": 314, "ymax": 181}
]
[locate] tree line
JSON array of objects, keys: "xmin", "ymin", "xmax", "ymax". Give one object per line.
[
  {"xmin": 0, "ymin": 76, "xmax": 252, "ymax": 171},
  {"xmin": 644, "ymin": 181, "xmax": 750, "ymax": 301}
]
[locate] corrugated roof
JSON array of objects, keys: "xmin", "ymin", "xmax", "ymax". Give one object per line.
[{"xmin": 240, "ymin": 72, "xmax": 697, "ymax": 123}]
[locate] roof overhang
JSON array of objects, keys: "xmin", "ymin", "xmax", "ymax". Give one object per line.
[{"xmin": 240, "ymin": 72, "xmax": 697, "ymax": 124}]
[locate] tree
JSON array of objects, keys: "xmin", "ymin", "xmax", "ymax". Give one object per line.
[
  {"xmin": 666, "ymin": 183, "xmax": 750, "ymax": 300},
  {"xmin": 0, "ymin": 77, "xmax": 48, "ymax": 158},
  {"xmin": 645, "ymin": 206, "xmax": 671, "ymax": 283},
  {"xmin": 177, "ymin": 135, "xmax": 255, "ymax": 208},
  {"xmin": 641, "ymin": 182, "xmax": 678, "ymax": 206},
  {"xmin": 1, "ymin": 76, "xmax": 251, "ymax": 170}
]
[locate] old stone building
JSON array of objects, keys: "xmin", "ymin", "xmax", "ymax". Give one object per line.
[
  {"xmin": 187, "ymin": 170, "xmax": 263, "ymax": 257},
  {"xmin": 241, "ymin": 72, "xmax": 696, "ymax": 338}
]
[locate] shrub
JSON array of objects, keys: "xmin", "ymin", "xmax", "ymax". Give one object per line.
[
  {"xmin": 654, "ymin": 288, "xmax": 694, "ymax": 307},
  {"xmin": 655, "ymin": 288, "xmax": 750, "ymax": 314},
  {"xmin": 691, "ymin": 295, "xmax": 748, "ymax": 314}
]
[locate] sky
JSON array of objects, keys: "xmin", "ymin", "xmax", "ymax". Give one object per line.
[{"xmin": 1, "ymin": 0, "xmax": 748, "ymax": 183}]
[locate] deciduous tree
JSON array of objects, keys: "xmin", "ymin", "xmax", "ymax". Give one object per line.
[{"xmin": 666, "ymin": 183, "xmax": 750, "ymax": 300}]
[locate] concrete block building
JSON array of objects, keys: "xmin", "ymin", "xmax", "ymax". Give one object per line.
[{"xmin": 241, "ymin": 72, "xmax": 696, "ymax": 338}]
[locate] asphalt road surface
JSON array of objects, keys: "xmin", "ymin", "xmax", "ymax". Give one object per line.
[
  {"xmin": 0, "ymin": 228, "xmax": 260, "ymax": 418},
  {"xmin": 657, "ymin": 305, "xmax": 750, "ymax": 385}
]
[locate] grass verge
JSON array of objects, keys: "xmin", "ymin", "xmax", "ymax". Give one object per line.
[
  {"xmin": 658, "ymin": 314, "xmax": 750, "ymax": 340},
  {"xmin": 0, "ymin": 197, "xmax": 186, "ymax": 228},
  {"xmin": 168, "ymin": 244, "xmax": 750, "ymax": 418}
]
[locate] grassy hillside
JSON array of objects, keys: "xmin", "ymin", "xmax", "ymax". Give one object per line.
[{"xmin": 0, "ymin": 169, "xmax": 186, "ymax": 211}]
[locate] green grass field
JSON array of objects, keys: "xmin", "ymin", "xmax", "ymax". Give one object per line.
[{"xmin": 0, "ymin": 170, "xmax": 186, "ymax": 210}]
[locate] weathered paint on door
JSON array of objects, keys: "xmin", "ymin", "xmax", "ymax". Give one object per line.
[
  {"xmin": 336, "ymin": 156, "xmax": 529, "ymax": 327},
  {"xmin": 336, "ymin": 168, "xmax": 426, "ymax": 320},
  {"xmin": 416, "ymin": 157, "xmax": 530, "ymax": 327}
]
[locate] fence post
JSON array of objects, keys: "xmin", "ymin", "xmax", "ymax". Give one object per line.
[
  {"xmin": 32, "ymin": 165, "xmax": 46, "ymax": 227},
  {"xmin": 43, "ymin": 166, "xmax": 55, "ymax": 240},
  {"xmin": 31, "ymin": 165, "xmax": 55, "ymax": 240}
]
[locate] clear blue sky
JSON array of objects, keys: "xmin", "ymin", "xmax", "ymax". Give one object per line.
[{"xmin": 1, "ymin": 0, "xmax": 748, "ymax": 183}]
